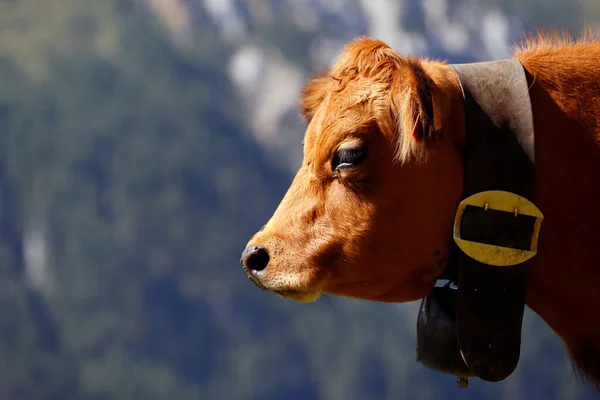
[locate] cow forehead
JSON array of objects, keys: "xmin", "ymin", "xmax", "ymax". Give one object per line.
[{"xmin": 305, "ymin": 80, "xmax": 385, "ymax": 153}]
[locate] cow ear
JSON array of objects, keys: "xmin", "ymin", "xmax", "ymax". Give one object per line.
[
  {"xmin": 392, "ymin": 60, "xmax": 442, "ymax": 163},
  {"xmin": 300, "ymin": 70, "xmax": 331, "ymax": 123},
  {"xmin": 406, "ymin": 60, "xmax": 441, "ymax": 142}
]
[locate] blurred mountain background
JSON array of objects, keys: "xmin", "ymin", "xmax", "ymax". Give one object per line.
[{"xmin": 0, "ymin": 0, "xmax": 598, "ymax": 399}]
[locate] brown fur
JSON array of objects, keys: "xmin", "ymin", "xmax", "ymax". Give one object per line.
[{"xmin": 242, "ymin": 31, "xmax": 600, "ymax": 385}]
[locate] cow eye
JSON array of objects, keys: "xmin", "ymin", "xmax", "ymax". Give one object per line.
[{"xmin": 332, "ymin": 146, "xmax": 368, "ymax": 172}]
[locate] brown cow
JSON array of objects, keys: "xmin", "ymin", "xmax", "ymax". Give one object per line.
[{"xmin": 241, "ymin": 31, "xmax": 600, "ymax": 384}]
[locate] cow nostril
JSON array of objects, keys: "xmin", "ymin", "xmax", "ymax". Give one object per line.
[{"xmin": 242, "ymin": 246, "xmax": 270, "ymax": 272}]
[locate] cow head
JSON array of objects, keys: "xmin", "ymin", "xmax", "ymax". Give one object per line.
[{"xmin": 241, "ymin": 37, "xmax": 467, "ymax": 303}]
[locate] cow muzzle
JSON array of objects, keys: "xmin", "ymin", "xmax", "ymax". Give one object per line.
[{"xmin": 240, "ymin": 245, "xmax": 270, "ymax": 289}]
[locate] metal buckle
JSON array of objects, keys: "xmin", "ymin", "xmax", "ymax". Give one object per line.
[{"xmin": 453, "ymin": 190, "xmax": 544, "ymax": 267}]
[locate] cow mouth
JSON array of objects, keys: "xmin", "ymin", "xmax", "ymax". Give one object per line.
[
  {"xmin": 243, "ymin": 268, "xmax": 322, "ymax": 302},
  {"xmin": 245, "ymin": 273, "xmax": 268, "ymax": 291},
  {"xmin": 273, "ymin": 289, "xmax": 321, "ymax": 303},
  {"xmin": 273, "ymin": 289, "xmax": 303, "ymax": 297}
]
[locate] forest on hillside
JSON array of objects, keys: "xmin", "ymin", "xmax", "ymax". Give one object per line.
[{"xmin": 0, "ymin": 1, "xmax": 599, "ymax": 399}]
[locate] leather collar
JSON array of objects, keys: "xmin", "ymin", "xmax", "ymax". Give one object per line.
[{"xmin": 416, "ymin": 58, "xmax": 540, "ymax": 386}]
